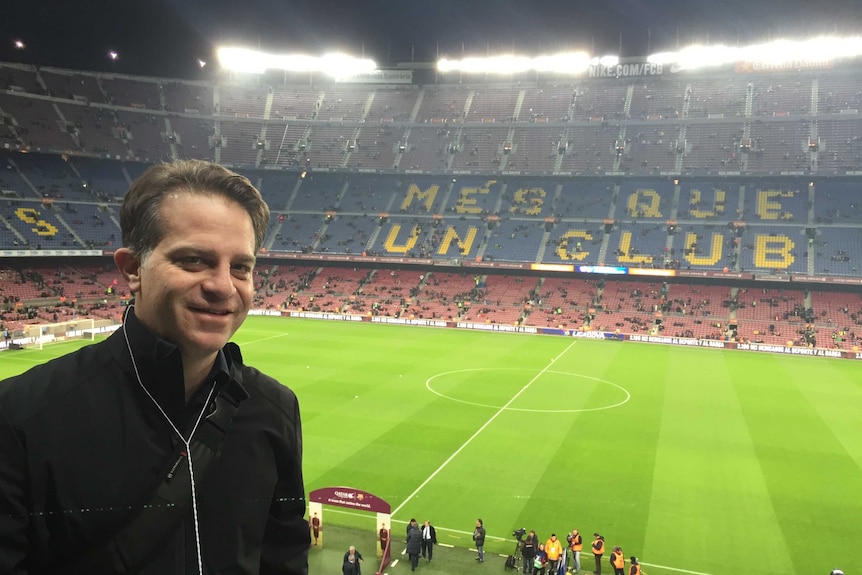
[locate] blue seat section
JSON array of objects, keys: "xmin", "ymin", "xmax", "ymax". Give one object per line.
[
  {"xmin": 440, "ymin": 177, "xmax": 503, "ymax": 215},
  {"xmin": 499, "ymin": 178, "xmax": 559, "ymax": 218},
  {"xmin": 287, "ymin": 172, "xmax": 344, "ymax": 212},
  {"xmin": 738, "ymin": 225, "xmax": 808, "ymax": 274},
  {"xmin": 390, "ymin": 175, "xmax": 453, "ymax": 215},
  {"xmin": 64, "ymin": 205, "xmax": 120, "ymax": 248},
  {"xmin": 743, "ymin": 180, "xmax": 809, "ymax": 223},
  {"xmin": 0, "ymin": 221, "xmax": 20, "ymax": 249},
  {"xmin": 484, "ymin": 219, "xmax": 545, "ymax": 263},
  {"xmin": 255, "ymin": 171, "xmax": 301, "ymax": 210},
  {"xmin": 671, "ymin": 222, "xmax": 737, "ymax": 270},
  {"xmin": 337, "ymin": 176, "xmax": 400, "ymax": 214},
  {"xmin": 812, "ymin": 227, "xmax": 862, "ymax": 276},
  {"xmin": 124, "ymin": 162, "xmax": 151, "ymax": 183},
  {"xmin": 812, "ymin": 180, "xmax": 862, "ymax": 224},
  {"xmin": 2, "ymin": 151, "xmax": 862, "ymax": 280},
  {"xmin": 541, "ymin": 220, "xmax": 604, "ymax": 265},
  {"xmin": 270, "ymin": 213, "xmax": 325, "ymax": 254},
  {"xmin": 615, "ymin": 180, "xmax": 676, "ymax": 220},
  {"xmin": 605, "ymin": 222, "xmax": 671, "ymax": 268},
  {"xmin": 677, "ymin": 181, "xmax": 742, "ymax": 221},
  {"xmin": 314, "ymin": 214, "xmax": 379, "ymax": 255},
  {"xmin": 1, "ymin": 202, "xmax": 69, "ymax": 249},
  {"xmin": 555, "ymin": 180, "xmax": 614, "ymax": 219},
  {"xmin": 0, "ymin": 153, "xmax": 39, "ymax": 198},
  {"xmin": 72, "ymin": 157, "xmax": 131, "ymax": 201},
  {"xmin": 368, "ymin": 215, "xmax": 489, "ymax": 261},
  {"xmin": 422, "ymin": 217, "xmax": 485, "ymax": 261},
  {"xmin": 9, "ymin": 153, "xmax": 86, "ymax": 200}
]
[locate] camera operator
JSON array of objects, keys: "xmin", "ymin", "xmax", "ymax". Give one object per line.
[{"xmin": 520, "ymin": 530, "xmax": 538, "ymax": 575}]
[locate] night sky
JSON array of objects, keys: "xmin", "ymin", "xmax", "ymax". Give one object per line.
[{"xmin": 1, "ymin": 0, "xmax": 861, "ymax": 79}]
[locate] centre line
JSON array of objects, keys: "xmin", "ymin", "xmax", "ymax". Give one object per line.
[{"xmin": 391, "ymin": 340, "xmax": 577, "ymax": 517}]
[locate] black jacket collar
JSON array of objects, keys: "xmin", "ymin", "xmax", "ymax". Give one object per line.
[{"xmin": 108, "ymin": 306, "xmax": 233, "ymax": 429}]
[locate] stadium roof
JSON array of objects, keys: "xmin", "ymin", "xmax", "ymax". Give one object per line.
[{"xmin": 2, "ymin": 0, "xmax": 862, "ymax": 78}]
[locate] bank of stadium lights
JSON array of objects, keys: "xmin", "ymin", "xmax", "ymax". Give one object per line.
[
  {"xmin": 437, "ymin": 35, "xmax": 862, "ymax": 75},
  {"xmin": 648, "ymin": 35, "xmax": 862, "ymax": 71},
  {"xmin": 217, "ymin": 47, "xmax": 376, "ymax": 77},
  {"xmin": 437, "ymin": 52, "xmax": 616, "ymax": 75}
]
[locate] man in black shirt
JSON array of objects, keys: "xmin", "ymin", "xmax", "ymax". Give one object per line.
[{"xmin": 0, "ymin": 160, "xmax": 309, "ymax": 574}]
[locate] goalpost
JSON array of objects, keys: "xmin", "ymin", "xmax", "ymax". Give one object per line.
[{"xmin": 24, "ymin": 318, "xmax": 96, "ymax": 350}]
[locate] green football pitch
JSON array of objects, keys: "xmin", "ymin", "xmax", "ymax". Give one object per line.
[{"xmin": 2, "ymin": 316, "xmax": 860, "ymax": 575}]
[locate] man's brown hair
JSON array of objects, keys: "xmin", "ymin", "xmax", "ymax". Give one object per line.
[{"xmin": 120, "ymin": 159, "xmax": 270, "ymax": 258}]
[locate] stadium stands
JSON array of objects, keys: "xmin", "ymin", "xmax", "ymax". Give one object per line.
[
  {"xmin": 336, "ymin": 176, "xmax": 400, "ymax": 213},
  {"xmin": 465, "ymin": 86, "xmax": 521, "ymax": 123},
  {"xmin": 169, "ymin": 116, "xmax": 215, "ymax": 161},
  {"xmin": 519, "ymin": 85, "xmax": 572, "ymax": 123},
  {"xmin": 415, "ymin": 86, "xmax": 470, "ymax": 123},
  {"xmin": 0, "ymin": 94, "xmax": 77, "ymax": 152},
  {"xmin": 55, "ymin": 103, "xmax": 128, "ymax": 157},
  {"xmin": 1, "ymin": 58, "xmax": 862, "ymax": 354},
  {"xmin": 363, "ymin": 88, "xmax": 417, "ymax": 122},
  {"xmin": 163, "ymin": 81, "xmax": 213, "ymax": 115}
]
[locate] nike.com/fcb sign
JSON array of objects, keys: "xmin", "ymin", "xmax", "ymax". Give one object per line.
[{"xmin": 588, "ymin": 62, "xmax": 665, "ymax": 78}]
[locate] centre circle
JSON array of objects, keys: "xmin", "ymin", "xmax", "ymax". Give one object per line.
[{"xmin": 425, "ymin": 367, "xmax": 630, "ymax": 413}]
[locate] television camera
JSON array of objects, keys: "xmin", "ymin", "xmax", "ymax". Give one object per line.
[
  {"xmin": 513, "ymin": 528, "xmax": 526, "ymax": 540},
  {"xmin": 505, "ymin": 528, "xmax": 527, "ymax": 570}
]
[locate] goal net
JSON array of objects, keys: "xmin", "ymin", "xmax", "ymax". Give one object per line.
[{"xmin": 24, "ymin": 318, "xmax": 96, "ymax": 350}]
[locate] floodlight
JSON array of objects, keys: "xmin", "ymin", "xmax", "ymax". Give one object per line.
[
  {"xmin": 217, "ymin": 47, "xmax": 268, "ymax": 74},
  {"xmin": 108, "ymin": 51, "xmax": 119, "ymax": 61},
  {"xmin": 217, "ymin": 47, "xmax": 376, "ymax": 77},
  {"xmin": 534, "ymin": 52, "xmax": 592, "ymax": 74},
  {"xmin": 437, "ymin": 58, "xmax": 457, "ymax": 73},
  {"xmin": 438, "ymin": 55, "xmax": 529, "ymax": 74},
  {"xmin": 198, "ymin": 59, "xmax": 207, "ymax": 69},
  {"xmin": 14, "ymin": 40, "xmax": 25, "ymax": 50},
  {"xmin": 438, "ymin": 51, "xmax": 594, "ymax": 75},
  {"xmin": 318, "ymin": 52, "xmax": 376, "ymax": 78},
  {"xmin": 648, "ymin": 35, "xmax": 862, "ymax": 71}
]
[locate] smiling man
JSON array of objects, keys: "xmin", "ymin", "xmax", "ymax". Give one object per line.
[{"xmin": 0, "ymin": 160, "xmax": 310, "ymax": 574}]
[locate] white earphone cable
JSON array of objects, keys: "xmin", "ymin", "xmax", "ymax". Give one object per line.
[{"xmin": 122, "ymin": 305, "xmax": 215, "ymax": 575}]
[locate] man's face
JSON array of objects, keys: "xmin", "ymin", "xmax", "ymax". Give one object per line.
[{"xmin": 121, "ymin": 191, "xmax": 256, "ymax": 362}]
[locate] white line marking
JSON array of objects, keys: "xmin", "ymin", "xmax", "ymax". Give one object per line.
[
  {"xmin": 319, "ymin": 509, "xmax": 710, "ymax": 574},
  {"xmin": 391, "ymin": 340, "xmax": 578, "ymax": 517},
  {"xmin": 639, "ymin": 561, "xmax": 714, "ymax": 575},
  {"xmin": 239, "ymin": 332, "xmax": 293, "ymax": 346},
  {"xmin": 316, "ymin": 381, "xmax": 707, "ymax": 575},
  {"xmin": 319, "ymin": 508, "xmax": 509, "ymax": 541},
  {"xmin": 425, "ymin": 368, "xmax": 630, "ymax": 413}
]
